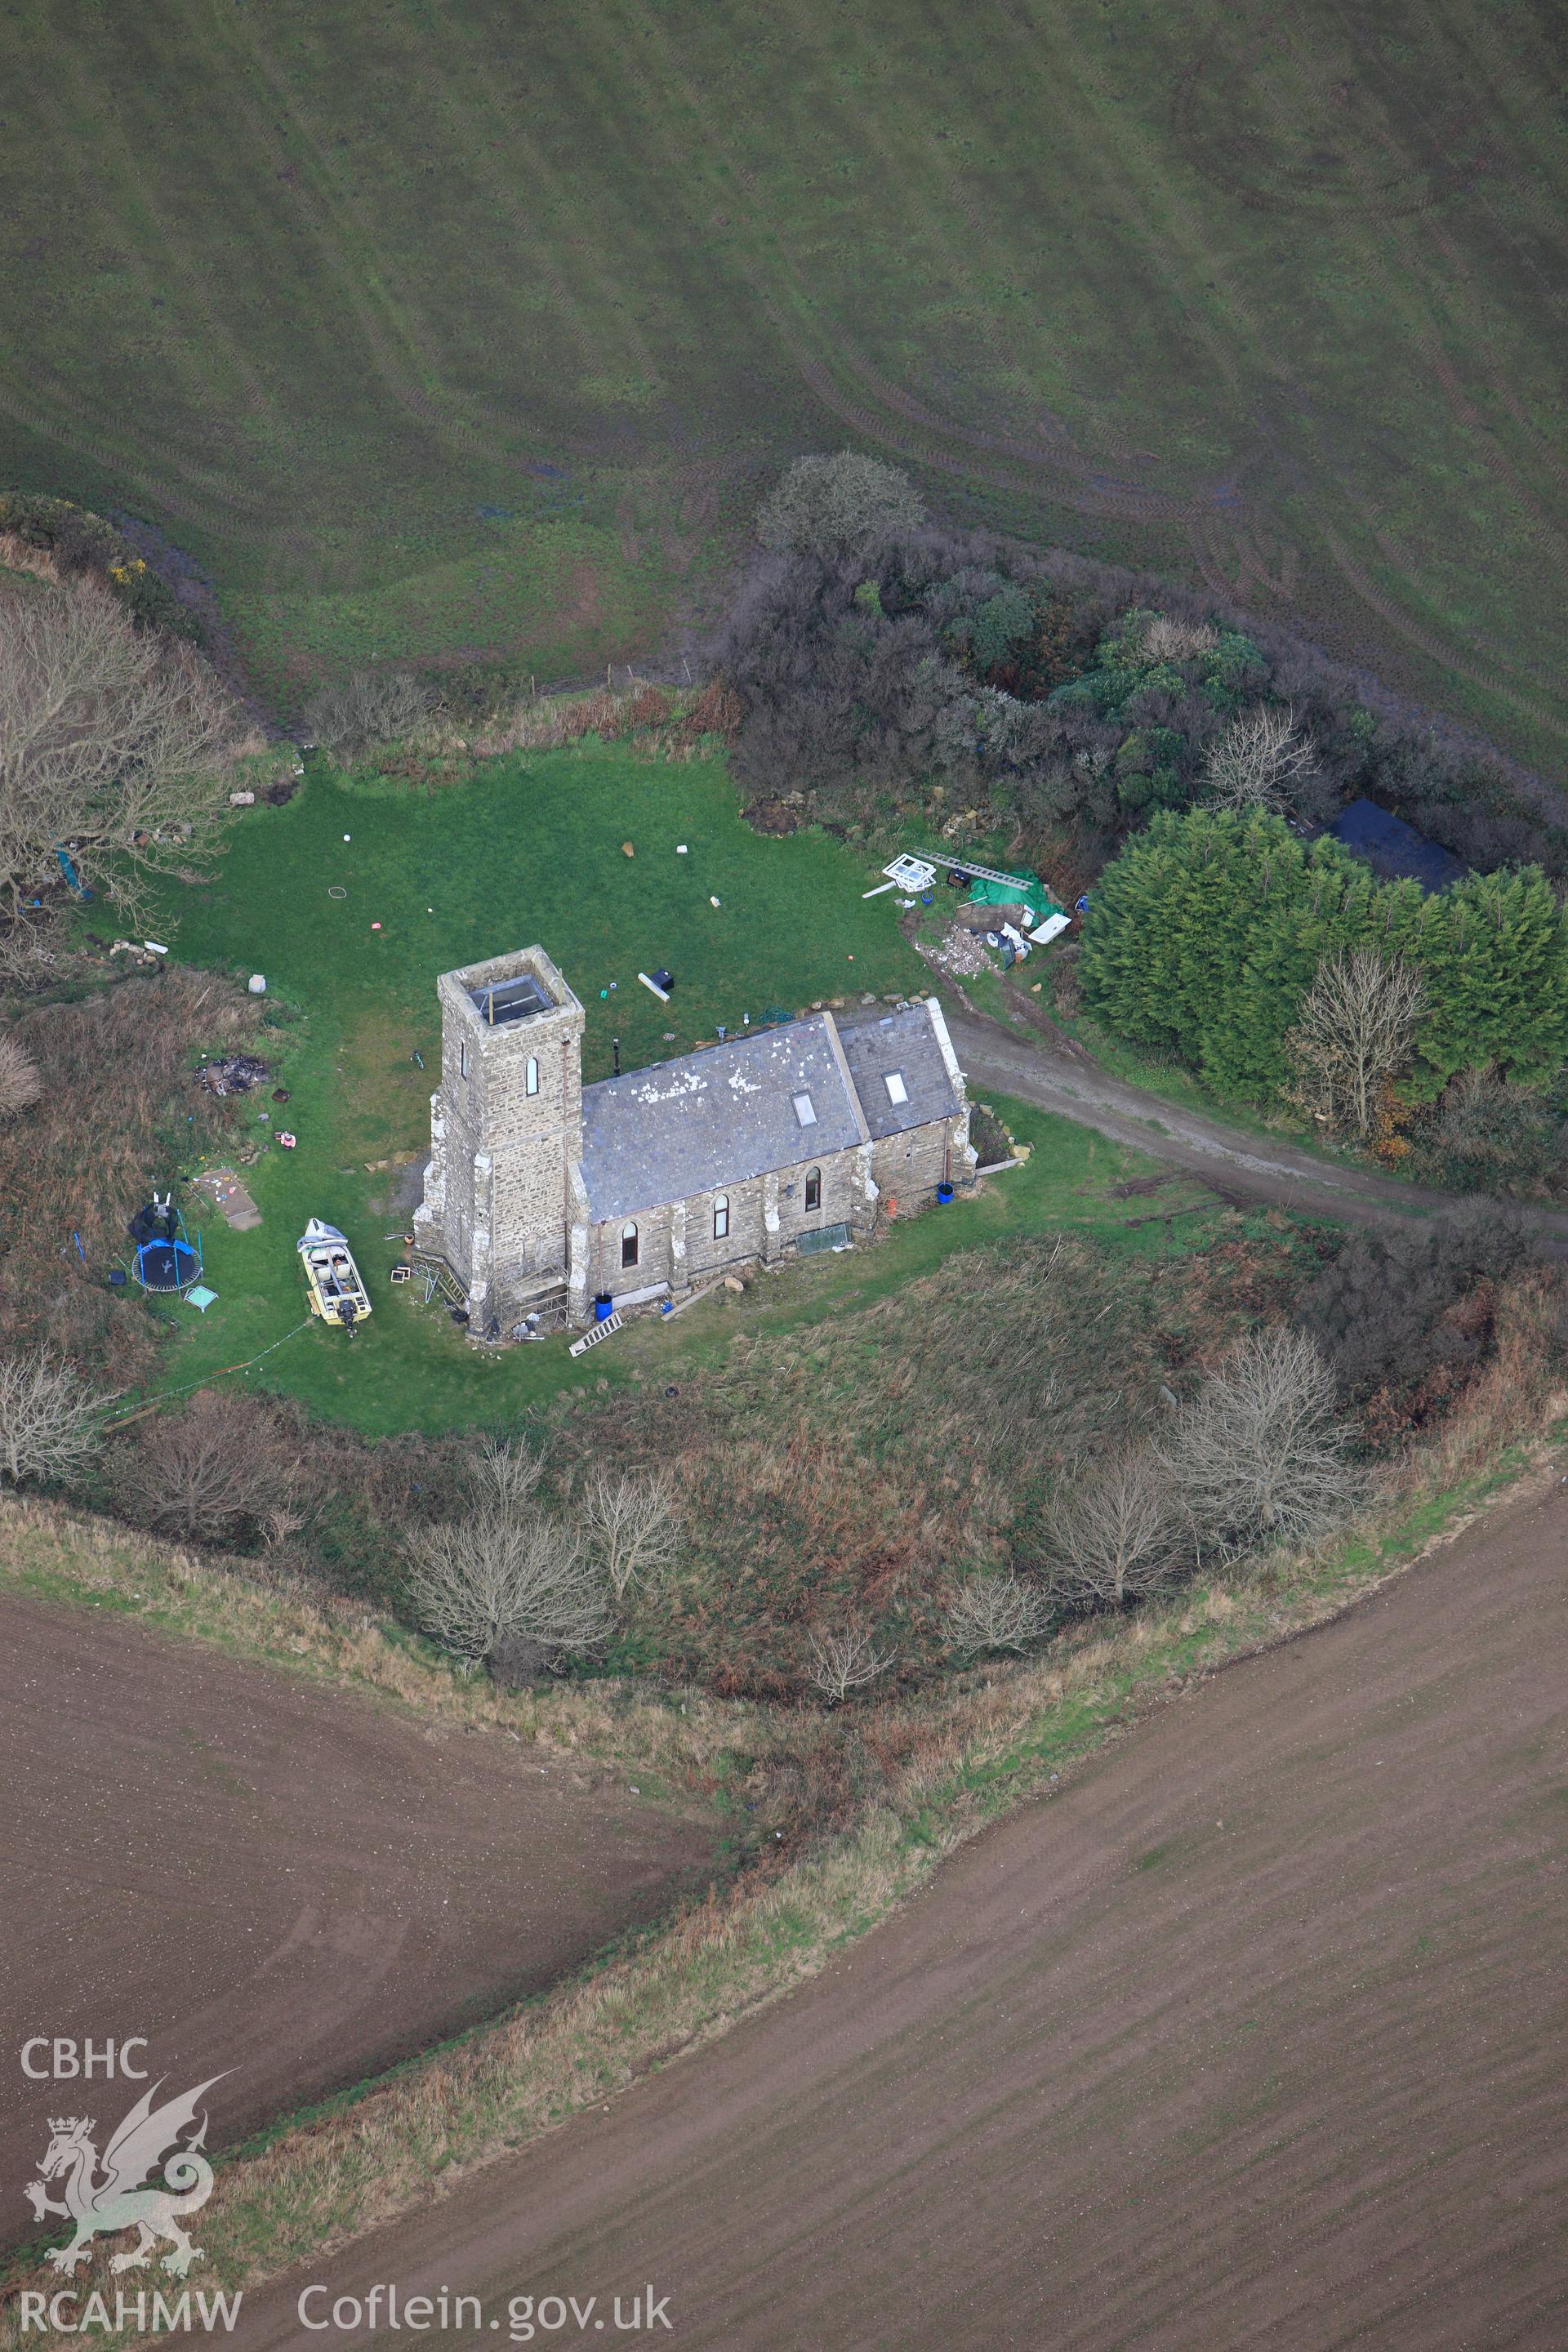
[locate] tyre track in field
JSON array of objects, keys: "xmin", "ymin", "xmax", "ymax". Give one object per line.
[
  {"xmin": 0, "ymin": 1588, "xmax": 716, "ymax": 2253},
  {"xmin": 225, "ymin": 1471, "xmax": 1568, "ymax": 2350},
  {"xmin": 182, "ymin": 2, "xmax": 590, "ymax": 479},
  {"xmin": 1168, "ymin": 7, "xmax": 1568, "ymax": 713}
]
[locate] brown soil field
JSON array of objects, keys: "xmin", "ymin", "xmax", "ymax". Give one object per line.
[
  {"xmin": 0, "ymin": 1593, "xmax": 715, "ymax": 2247},
  {"xmin": 232, "ymin": 1476, "xmax": 1568, "ymax": 2350}
]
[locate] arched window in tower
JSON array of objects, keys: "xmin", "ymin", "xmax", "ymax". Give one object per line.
[
  {"xmin": 460, "ymin": 1040, "xmax": 469, "ymax": 1079},
  {"xmin": 525, "ymin": 1054, "xmax": 539, "ymax": 1097},
  {"xmin": 621, "ymin": 1222, "xmax": 639, "ymax": 1269},
  {"xmin": 713, "ymin": 1193, "xmax": 729, "ymax": 1241},
  {"xmin": 804, "ymin": 1168, "xmax": 822, "ymax": 1213}
]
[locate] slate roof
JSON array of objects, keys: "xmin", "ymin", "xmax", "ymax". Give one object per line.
[
  {"xmin": 837, "ymin": 1003, "xmax": 961, "ymax": 1142},
  {"xmin": 580, "ymin": 1013, "xmax": 867, "ymax": 1223}
]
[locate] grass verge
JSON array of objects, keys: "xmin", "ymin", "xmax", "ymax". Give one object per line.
[{"xmin": 0, "ymin": 1494, "xmax": 767, "ymax": 1805}]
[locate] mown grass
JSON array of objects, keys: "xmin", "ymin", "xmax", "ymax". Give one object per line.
[
  {"xmin": 3, "ymin": 1296, "xmax": 1558, "ymax": 2344},
  {"xmin": 123, "ymin": 743, "xmax": 1252, "ymax": 1436},
  {"xmin": 0, "ymin": 1, "xmax": 1563, "ymax": 763}
]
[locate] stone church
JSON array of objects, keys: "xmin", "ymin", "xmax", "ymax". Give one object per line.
[{"xmin": 412, "ymin": 945, "xmax": 974, "ymax": 1330}]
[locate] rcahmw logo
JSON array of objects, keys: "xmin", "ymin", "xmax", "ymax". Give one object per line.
[{"xmin": 22, "ymin": 2074, "xmax": 229, "ymax": 2283}]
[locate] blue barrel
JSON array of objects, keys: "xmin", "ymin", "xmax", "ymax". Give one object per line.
[
  {"xmin": 937, "ymin": 1182, "xmax": 955, "ymax": 1204},
  {"xmin": 594, "ymin": 1294, "xmax": 614, "ymax": 1322}
]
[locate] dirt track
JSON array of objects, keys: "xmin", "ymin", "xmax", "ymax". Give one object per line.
[
  {"xmin": 1, "ymin": 1595, "xmax": 714, "ymax": 2243},
  {"xmin": 232, "ymin": 1476, "xmax": 1568, "ymax": 2350},
  {"xmin": 947, "ymin": 1002, "xmax": 1568, "ymax": 1254}
]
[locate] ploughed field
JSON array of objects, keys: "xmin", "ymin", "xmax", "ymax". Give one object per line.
[
  {"xmin": 1, "ymin": 1592, "xmax": 715, "ymax": 2247},
  {"xmin": 231, "ymin": 1475, "xmax": 1568, "ymax": 2350}
]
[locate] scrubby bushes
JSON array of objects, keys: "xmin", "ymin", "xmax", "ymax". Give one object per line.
[
  {"xmin": 1156, "ymin": 1328, "xmax": 1363, "ymax": 1552},
  {"xmin": 108, "ymin": 1388, "xmax": 308, "ymax": 1549},
  {"xmin": 1405, "ymin": 1069, "xmax": 1567, "ymax": 1197},
  {"xmin": 0, "ymin": 1033, "xmax": 41, "ymax": 1119},
  {"xmin": 399, "ymin": 1442, "xmax": 681, "ymax": 1679},
  {"xmin": 718, "ymin": 455, "xmax": 1568, "ymax": 884},
  {"xmin": 531, "ymin": 1229, "xmax": 1374, "ymax": 1699},
  {"xmin": 0, "ymin": 969, "xmax": 270, "ymax": 1390},
  {"xmin": 304, "ymin": 666, "xmax": 428, "ymax": 757},
  {"xmin": 1298, "ymin": 1205, "xmax": 1542, "ymax": 1434},
  {"xmin": 0, "ymin": 489, "xmax": 203, "ymax": 643}
]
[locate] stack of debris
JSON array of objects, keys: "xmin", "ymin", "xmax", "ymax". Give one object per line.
[
  {"xmin": 198, "ymin": 1054, "xmax": 270, "ymax": 1097},
  {"xmin": 920, "ymin": 923, "xmax": 996, "ymax": 982}
]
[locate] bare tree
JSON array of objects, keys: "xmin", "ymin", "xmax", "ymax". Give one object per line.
[
  {"xmin": 109, "ymin": 1389, "xmax": 305, "ymax": 1546},
  {"xmin": 1142, "ymin": 614, "xmax": 1218, "ymax": 664},
  {"xmin": 581, "ymin": 1466, "xmax": 682, "ymax": 1601},
  {"xmin": 944, "ymin": 1570, "xmax": 1051, "ymax": 1656},
  {"xmin": 1044, "ymin": 1450, "xmax": 1187, "ymax": 1610},
  {"xmin": 1204, "ymin": 704, "xmax": 1316, "ymax": 814},
  {"xmin": 0, "ymin": 1351, "xmax": 112, "ymax": 1486},
  {"xmin": 756, "ymin": 452, "xmax": 924, "ymax": 560},
  {"xmin": 804, "ymin": 1624, "xmax": 896, "ymax": 1704},
  {"xmin": 1159, "ymin": 1329, "xmax": 1362, "ymax": 1556},
  {"xmin": 0, "ymin": 1033, "xmax": 41, "ymax": 1119},
  {"xmin": 403, "ymin": 1506, "xmax": 610, "ymax": 1675},
  {"xmin": 1283, "ymin": 950, "xmax": 1428, "ymax": 1138},
  {"xmin": 473, "ymin": 1436, "xmax": 548, "ymax": 1511},
  {"xmin": 0, "ymin": 580, "xmax": 243, "ymax": 969},
  {"xmin": 304, "ymin": 667, "xmax": 427, "ymax": 758}
]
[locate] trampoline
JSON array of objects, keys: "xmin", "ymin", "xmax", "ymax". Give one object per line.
[{"xmin": 128, "ymin": 1194, "xmax": 203, "ymax": 1294}]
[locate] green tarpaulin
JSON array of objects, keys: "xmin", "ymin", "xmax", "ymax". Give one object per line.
[{"xmin": 964, "ymin": 872, "xmax": 1061, "ymax": 922}]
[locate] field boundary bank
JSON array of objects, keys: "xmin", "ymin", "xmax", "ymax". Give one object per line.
[{"xmin": 2, "ymin": 1394, "xmax": 1561, "ymax": 2344}]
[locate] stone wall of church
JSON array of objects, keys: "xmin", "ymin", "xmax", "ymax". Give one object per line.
[
  {"xmin": 869, "ymin": 1111, "xmax": 965, "ymax": 1211},
  {"xmin": 583, "ymin": 1129, "xmax": 968, "ymax": 1303}
]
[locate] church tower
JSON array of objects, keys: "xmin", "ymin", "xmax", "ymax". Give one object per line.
[{"xmin": 413, "ymin": 946, "xmax": 585, "ymax": 1329}]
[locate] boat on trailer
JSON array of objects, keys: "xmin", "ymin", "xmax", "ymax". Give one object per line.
[{"xmin": 296, "ymin": 1218, "xmax": 372, "ymax": 1335}]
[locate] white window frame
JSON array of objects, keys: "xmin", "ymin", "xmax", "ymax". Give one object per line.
[
  {"xmin": 525, "ymin": 1054, "xmax": 539, "ymax": 1097},
  {"xmin": 793, "ymin": 1092, "xmax": 817, "ymax": 1127},
  {"xmin": 884, "ymin": 1071, "xmax": 908, "ymax": 1106},
  {"xmin": 804, "ymin": 1168, "xmax": 822, "ymax": 1213},
  {"xmin": 713, "ymin": 1194, "xmax": 730, "ymax": 1241},
  {"xmin": 459, "ymin": 1039, "xmax": 469, "ymax": 1079},
  {"xmin": 621, "ymin": 1222, "xmax": 639, "ymax": 1269}
]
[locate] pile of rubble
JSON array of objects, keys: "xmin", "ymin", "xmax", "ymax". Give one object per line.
[
  {"xmin": 918, "ymin": 922, "xmax": 997, "ymax": 982},
  {"xmin": 198, "ymin": 1053, "xmax": 270, "ymax": 1097}
]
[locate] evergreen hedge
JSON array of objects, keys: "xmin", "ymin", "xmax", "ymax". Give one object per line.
[{"xmin": 1078, "ymin": 809, "xmax": 1568, "ymax": 1105}]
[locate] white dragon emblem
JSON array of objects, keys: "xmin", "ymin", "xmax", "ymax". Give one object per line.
[{"xmin": 24, "ymin": 2077, "xmax": 225, "ymax": 2278}]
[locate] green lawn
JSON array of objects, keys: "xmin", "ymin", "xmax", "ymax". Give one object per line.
[
  {"xmin": 131, "ymin": 742, "xmax": 1259, "ymax": 1435},
  {"xmin": 2, "ymin": 0, "xmax": 1564, "ymax": 767}
]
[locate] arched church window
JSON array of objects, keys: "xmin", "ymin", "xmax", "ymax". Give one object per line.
[
  {"xmin": 621, "ymin": 1223, "xmax": 639, "ymax": 1269},
  {"xmin": 804, "ymin": 1168, "xmax": 822, "ymax": 1212},
  {"xmin": 526, "ymin": 1054, "xmax": 539, "ymax": 1096},
  {"xmin": 714, "ymin": 1194, "xmax": 729, "ymax": 1240}
]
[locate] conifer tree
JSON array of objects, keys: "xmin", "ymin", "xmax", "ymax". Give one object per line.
[{"xmin": 1080, "ymin": 810, "xmax": 1568, "ymax": 1116}]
